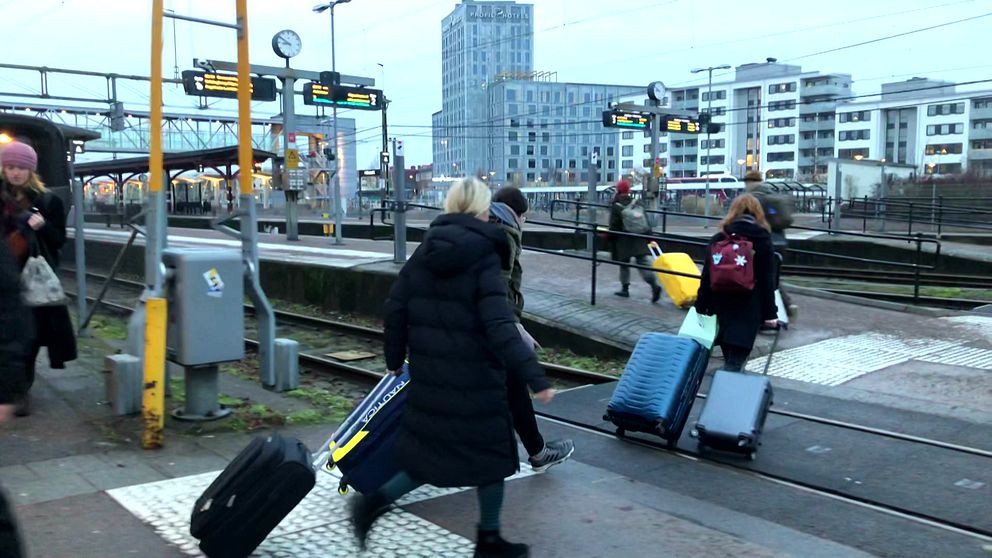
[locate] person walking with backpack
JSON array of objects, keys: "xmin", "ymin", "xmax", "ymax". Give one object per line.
[
  {"xmin": 694, "ymin": 194, "xmax": 778, "ymax": 371},
  {"xmin": 609, "ymin": 180, "xmax": 661, "ymax": 302},
  {"xmin": 743, "ymin": 171, "xmax": 797, "ymax": 318},
  {"xmin": 489, "ymin": 186, "xmax": 575, "ymax": 473}
]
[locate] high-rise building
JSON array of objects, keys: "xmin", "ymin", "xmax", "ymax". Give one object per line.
[
  {"xmin": 433, "ymin": 0, "xmax": 534, "ymax": 178},
  {"xmin": 832, "ymin": 78, "xmax": 992, "ymax": 176},
  {"xmin": 617, "ymin": 60, "xmax": 853, "ymax": 181}
]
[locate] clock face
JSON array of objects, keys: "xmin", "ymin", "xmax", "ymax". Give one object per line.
[
  {"xmin": 648, "ymin": 81, "xmax": 666, "ymax": 102},
  {"xmin": 273, "ymin": 29, "xmax": 302, "ymax": 59}
]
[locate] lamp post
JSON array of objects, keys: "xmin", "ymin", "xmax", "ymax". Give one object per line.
[
  {"xmin": 691, "ymin": 64, "xmax": 731, "ymax": 225},
  {"xmin": 313, "ymin": 0, "xmax": 352, "ymax": 245},
  {"xmin": 736, "ymin": 158, "xmax": 745, "ymax": 178}
]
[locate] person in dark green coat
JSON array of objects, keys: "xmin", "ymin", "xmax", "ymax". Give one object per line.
[
  {"xmin": 490, "ymin": 187, "xmax": 574, "ymax": 473},
  {"xmin": 609, "ymin": 180, "xmax": 661, "ymax": 302}
]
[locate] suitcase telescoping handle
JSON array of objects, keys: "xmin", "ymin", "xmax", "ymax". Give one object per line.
[
  {"xmin": 647, "ymin": 240, "xmax": 663, "ymax": 259},
  {"xmin": 763, "ymin": 326, "xmax": 781, "ymax": 376}
]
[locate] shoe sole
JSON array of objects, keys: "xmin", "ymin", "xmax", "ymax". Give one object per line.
[{"xmin": 529, "ymin": 446, "xmax": 575, "ymax": 473}]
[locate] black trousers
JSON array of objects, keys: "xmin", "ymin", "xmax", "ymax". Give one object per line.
[
  {"xmin": 0, "ymin": 487, "xmax": 24, "ymax": 558},
  {"xmin": 506, "ymin": 370, "xmax": 544, "ymax": 457},
  {"xmin": 721, "ymin": 343, "xmax": 752, "ymax": 372}
]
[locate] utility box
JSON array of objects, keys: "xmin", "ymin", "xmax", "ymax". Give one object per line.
[{"xmin": 163, "ymin": 248, "xmax": 245, "ymax": 366}]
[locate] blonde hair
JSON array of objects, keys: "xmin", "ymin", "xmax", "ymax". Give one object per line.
[
  {"xmin": 444, "ymin": 177, "xmax": 491, "ymax": 218},
  {"xmin": 720, "ymin": 193, "xmax": 770, "ymax": 232}
]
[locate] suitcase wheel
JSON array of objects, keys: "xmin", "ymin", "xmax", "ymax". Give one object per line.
[
  {"xmin": 337, "ymin": 481, "xmax": 349, "ymax": 496},
  {"xmin": 615, "ymin": 428, "xmax": 626, "ymax": 439},
  {"xmin": 746, "ymin": 451, "xmax": 757, "ymax": 461}
]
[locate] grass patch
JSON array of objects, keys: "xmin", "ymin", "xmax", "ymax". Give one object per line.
[
  {"xmin": 88, "ymin": 314, "xmax": 129, "ymax": 340},
  {"xmin": 268, "ymin": 298, "xmax": 383, "ymax": 330},
  {"xmin": 537, "ymin": 347, "xmax": 626, "ymax": 377},
  {"xmin": 786, "ymin": 278, "xmax": 992, "ymax": 302},
  {"xmin": 286, "ymin": 386, "xmax": 354, "ymax": 423}
]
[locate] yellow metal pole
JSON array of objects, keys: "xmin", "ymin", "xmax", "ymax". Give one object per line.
[
  {"xmin": 236, "ymin": 0, "xmax": 253, "ymax": 195},
  {"xmin": 143, "ymin": 0, "xmax": 166, "ymax": 450},
  {"xmin": 150, "ymin": 0, "xmax": 164, "ymax": 198},
  {"xmin": 142, "ymin": 298, "xmax": 167, "ymax": 449}
]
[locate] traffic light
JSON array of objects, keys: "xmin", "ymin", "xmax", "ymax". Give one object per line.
[
  {"xmin": 697, "ymin": 112, "xmax": 712, "ymax": 126},
  {"xmin": 323, "ymin": 147, "xmax": 335, "ymax": 160},
  {"xmin": 380, "ymin": 151, "xmax": 390, "ymax": 165},
  {"xmin": 707, "ymin": 123, "xmax": 722, "ymax": 134}
]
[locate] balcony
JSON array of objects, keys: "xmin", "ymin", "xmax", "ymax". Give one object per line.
[
  {"xmin": 970, "ymin": 106, "xmax": 992, "ymax": 120},
  {"xmin": 798, "ymin": 119, "xmax": 834, "ymax": 132},
  {"xmin": 969, "ymin": 126, "xmax": 992, "ymax": 140},
  {"xmin": 800, "ymin": 81, "xmax": 850, "ymax": 98},
  {"xmin": 968, "ymin": 148, "xmax": 992, "ymax": 160}
]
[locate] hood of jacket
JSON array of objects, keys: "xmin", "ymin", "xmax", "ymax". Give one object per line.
[
  {"xmin": 489, "ymin": 202, "xmax": 522, "ymax": 232},
  {"xmin": 421, "ymin": 212, "xmax": 510, "ymax": 276}
]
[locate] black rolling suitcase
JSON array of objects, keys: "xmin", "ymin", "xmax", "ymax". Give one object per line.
[
  {"xmin": 692, "ymin": 328, "xmax": 778, "ymax": 460},
  {"xmin": 190, "ymin": 432, "xmax": 316, "ymax": 558}
]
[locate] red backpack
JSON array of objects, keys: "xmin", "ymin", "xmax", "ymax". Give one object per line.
[{"xmin": 709, "ymin": 233, "xmax": 755, "ymax": 293}]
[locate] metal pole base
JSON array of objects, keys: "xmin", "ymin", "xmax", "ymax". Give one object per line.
[{"xmin": 170, "ymin": 364, "xmax": 232, "ymax": 422}]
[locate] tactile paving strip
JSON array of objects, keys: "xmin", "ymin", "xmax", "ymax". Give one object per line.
[
  {"xmin": 745, "ymin": 333, "xmax": 968, "ymax": 386},
  {"xmin": 917, "ymin": 346, "xmax": 992, "ymax": 370},
  {"xmin": 108, "ymin": 462, "xmax": 536, "ymax": 556}
]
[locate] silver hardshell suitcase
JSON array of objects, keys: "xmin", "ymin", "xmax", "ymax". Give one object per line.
[{"xmin": 691, "ymin": 328, "xmax": 778, "ymax": 460}]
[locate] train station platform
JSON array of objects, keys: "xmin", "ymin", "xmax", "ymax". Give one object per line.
[
  {"xmin": 3, "ymin": 323, "xmax": 990, "ymax": 556},
  {"xmin": 2, "ymin": 223, "xmax": 989, "ymax": 556}
]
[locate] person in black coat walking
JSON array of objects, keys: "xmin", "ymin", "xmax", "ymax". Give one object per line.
[
  {"xmin": 1, "ymin": 141, "xmax": 77, "ymax": 416},
  {"xmin": 695, "ymin": 194, "xmax": 778, "ymax": 371},
  {"xmin": 0, "ymin": 238, "xmax": 29, "ymax": 558},
  {"xmin": 351, "ymin": 178, "xmax": 554, "ymax": 558},
  {"xmin": 608, "ymin": 180, "xmax": 661, "ymax": 302}
]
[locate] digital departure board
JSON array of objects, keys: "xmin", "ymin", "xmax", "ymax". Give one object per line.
[
  {"xmin": 602, "ymin": 110, "xmax": 651, "ymax": 129},
  {"xmin": 663, "ymin": 116, "xmax": 701, "ymax": 134},
  {"xmin": 181, "ymin": 70, "xmax": 277, "ymax": 102},
  {"xmin": 303, "ymin": 83, "xmax": 384, "ymax": 110}
]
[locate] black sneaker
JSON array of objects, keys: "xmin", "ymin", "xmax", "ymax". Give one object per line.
[
  {"xmin": 349, "ymin": 493, "xmax": 390, "ymax": 550},
  {"xmin": 614, "ymin": 289, "xmax": 630, "ymax": 298},
  {"xmin": 528, "ymin": 439, "xmax": 574, "ymax": 473},
  {"xmin": 651, "ymin": 285, "xmax": 662, "ymax": 303},
  {"xmin": 475, "ymin": 529, "xmax": 529, "ymax": 558}
]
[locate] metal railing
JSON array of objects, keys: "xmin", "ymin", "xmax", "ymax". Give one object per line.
[
  {"xmin": 370, "ymin": 197, "xmax": 943, "ymax": 305},
  {"xmin": 822, "ymin": 196, "xmax": 992, "ymax": 235}
]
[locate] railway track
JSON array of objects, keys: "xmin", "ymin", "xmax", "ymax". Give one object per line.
[{"xmin": 71, "ymin": 270, "xmax": 992, "ymax": 542}]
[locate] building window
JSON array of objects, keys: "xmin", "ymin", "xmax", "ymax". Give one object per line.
[
  {"xmin": 972, "ymin": 139, "xmax": 992, "ymax": 149},
  {"xmin": 838, "ymin": 111, "xmax": 872, "ymax": 123},
  {"xmin": 838, "ymin": 129, "xmax": 870, "ymax": 141},
  {"xmin": 528, "ymin": 131, "xmax": 536, "ymax": 142},
  {"xmin": 510, "ymin": 145, "xmax": 520, "ymax": 155},
  {"xmin": 767, "ymin": 134, "xmax": 796, "ymax": 145},
  {"xmin": 508, "ymin": 159, "xmax": 518, "ymax": 169},
  {"xmin": 768, "ymin": 100, "xmax": 797, "ymax": 112},
  {"xmin": 926, "ymin": 102, "xmax": 965, "ymax": 116},
  {"xmin": 838, "ymin": 148, "xmax": 869, "ymax": 159},
  {"xmin": 621, "ymin": 131, "xmax": 634, "ymax": 139},
  {"xmin": 700, "ymin": 155, "xmax": 726, "ymax": 165},
  {"xmin": 768, "ymin": 118, "xmax": 796, "ymax": 129},
  {"xmin": 768, "ymin": 82, "xmax": 797, "ymax": 94},
  {"xmin": 622, "ymin": 160, "xmax": 634, "ymax": 169},
  {"xmin": 973, "ymin": 119, "xmax": 992, "ymax": 129},
  {"xmin": 701, "ymin": 139, "xmax": 726, "ymax": 149},
  {"xmin": 925, "ymin": 143, "xmax": 963, "ymax": 155},
  {"xmin": 926, "ymin": 123, "xmax": 965, "ymax": 136},
  {"xmin": 621, "ymin": 145, "xmax": 634, "ymax": 157},
  {"xmin": 973, "ymin": 98, "xmax": 992, "ymax": 109},
  {"xmin": 767, "ymin": 151, "xmax": 795, "ymax": 162},
  {"xmin": 701, "ymin": 90, "xmax": 727, "ymax": 101},
  {"xmin": 508, "ymin": 131, "xmax": 518, "ymax": 141}
]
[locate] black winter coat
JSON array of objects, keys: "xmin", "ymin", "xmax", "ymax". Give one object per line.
[
  {"xmin": 694, "ymin": 218, "xmax": 777, "ymax": 351},
  {"xmin": 0, "ymin": 240, "xmax": 30, "ymax": 405},
  {"xmin": 609, "ymin": 194, "xmax": 650, "ymax": 261},
  {"xmin": 384, "ymin": 213, "xmax": 550, "ymax": 488}
]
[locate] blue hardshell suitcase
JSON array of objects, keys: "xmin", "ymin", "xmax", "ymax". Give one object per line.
[
  {"xmin": 317, "ymin": 364, "xmax": 410, "ymax": 495},
  {"xmin": 604, "ymin": 333, "xmax": 708, "ymax": 446}
]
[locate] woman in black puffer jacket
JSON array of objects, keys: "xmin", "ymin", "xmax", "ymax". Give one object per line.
[
  {"xmin": 350, "ymin": 178, "xmax": 554, "ymax": 558},
  {"xmin": 695, "ymin": 194, "xmax": 778, "ymax": 371}
]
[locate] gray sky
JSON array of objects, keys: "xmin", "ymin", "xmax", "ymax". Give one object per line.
[{"xmin": 2, "ymin": 0, "xmax": 991, "ymax": 165}]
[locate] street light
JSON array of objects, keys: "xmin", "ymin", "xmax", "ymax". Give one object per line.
[
  {"xmin": 313, "ymin": 0, "xmax": 352, "ymax": 245},
  {"xmin": 736, "ymin": 158, "xmax": 745, "ymax": 177},
  {"xmin": 691, "ymin": 64, "xmax": 731, "ymax": 225}
]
